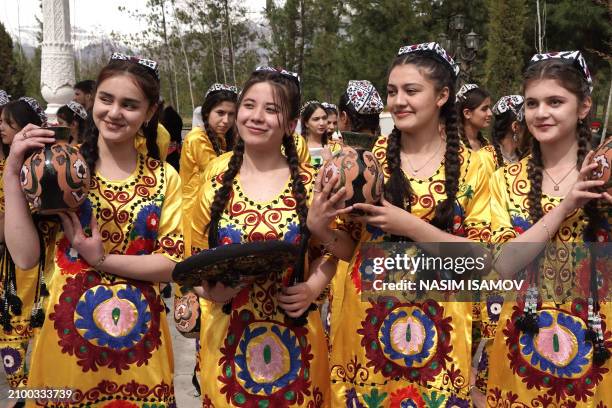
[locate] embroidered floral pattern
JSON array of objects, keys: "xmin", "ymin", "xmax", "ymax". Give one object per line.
[
  {"xmin": 389, "ymin": 385, "xmax": 425, "ymax": 407},
  {"xmin": 0, "ymin": 346, "xmax": 22, "ymax": 375}
]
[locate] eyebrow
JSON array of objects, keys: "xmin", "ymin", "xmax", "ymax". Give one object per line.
[{"xmin": 98, "ymin": 91, "xmax": 142, "ymax": 105}]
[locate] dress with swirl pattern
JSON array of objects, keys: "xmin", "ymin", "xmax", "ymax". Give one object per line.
[
  {"xmin": 485, "ymin": 157, "xmax": 611, "ymax": 407},
  {"xmin": 329, "ymin": 134, "xmax": 491, "ymax": 407},
  {"xmin": 25, "ymin": 154, "xmax": 183, "ymax": 407}
]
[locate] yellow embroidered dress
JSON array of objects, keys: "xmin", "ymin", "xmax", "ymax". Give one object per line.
[
  {"xmin": 329, "ymin": 135, "xmax": 491, "ymax": 407},
  {"xmin": 188, "ymin": 157, "xmax": 330, "ymax": 407},
  {"xmin": 26, "ymin": 155, "xmax": 183, "ymax": 407},
  {"xmin": 135, "ymin": 123, "xmax": 171, "ymax": 161},
  {"xmin": 486, "ymin": 157, "xmax": 612, "ymax": 407},
  {"xmin": 0, "ymin": 159, "xmax": 40, "ymax": 388}
]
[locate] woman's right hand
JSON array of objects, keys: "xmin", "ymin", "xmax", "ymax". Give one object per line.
[
  {"xmin": 193, "ymin": 280, "xmax": 245, "ymax": 304},
  {"xmin": 5, "ymin": 124, "xmax": 55, "ymax": 175},
  {"xmin": 306, "ymin": 171, "xmax": 351, "ymax": 239},
  {"xmin": 559, "ymin": 150, "xmax": 604, "ymax": 215}
]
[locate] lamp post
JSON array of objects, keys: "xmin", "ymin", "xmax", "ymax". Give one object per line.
[{"xmin": 438, "ymin": 14, "xmax": 480, "ymax": 85}]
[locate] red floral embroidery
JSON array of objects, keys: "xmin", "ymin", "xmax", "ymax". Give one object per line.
[{"xmin": 56, "ymin": 236, "xmax": 90, "ymax": 275}]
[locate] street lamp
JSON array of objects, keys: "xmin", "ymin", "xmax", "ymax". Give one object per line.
[
  {"xmin": 443, "ymin": 14, "xmax": 480, "ymax": 84},
  {"xmin": 465, "ymin": 31, "xmax": 480, "ymax": 50}
]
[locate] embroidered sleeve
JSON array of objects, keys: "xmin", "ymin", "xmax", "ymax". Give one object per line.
[{"xmin": 154, "ymin": 163, "xmax": 184, "ymax": 262}]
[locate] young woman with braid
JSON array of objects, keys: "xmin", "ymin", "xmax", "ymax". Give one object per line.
[
  {"xmin": 308, "ymin": 42, "xmax": 491, "ymax": 406},
  {"xmin": 301, "ymin": 100, "xmax": 329, "ymax": 149},
  {"xmin": 0, "ymin": 96, "xmax": 47, "ymax": 390},
  {"xmin": 478, "ymin": 95, "xmax": 525, "ymax": 176},
  {"xmin": 180, "ymin": 84, "xmax": 238, "ymax": 221},
  {"xmin": 3, "ymin": 53, "xmax": 183, "ymax": 405},
  {"xmin": 485, "ymin": 51, "xmax": 611, "ymax": 406},
  {"xmin": 457, "ymin": 83, "xmax": 493, "ymax": 151},
  {"xmin": 184, "ymin": 67, "xmax": 337, "ymax": 406},
  {"xmin": 57, "ymin": 100, "xmax": 88, "ymax": 145}
]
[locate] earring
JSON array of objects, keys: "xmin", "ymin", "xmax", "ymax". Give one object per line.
[
  {"xmin": 144, "ymin": 121, "xmax": 150, "ymax": 127},
  {"xmin": 578, "ymin": 119, "xmax": 584, "ymax": 125},
  {"xmin": 512, "ymin": 131, "xmax": 518, "ymax": 143}
]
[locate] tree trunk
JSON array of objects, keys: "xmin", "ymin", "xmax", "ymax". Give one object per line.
[
  {"xmin": 171, "ymin": 0, "xmax": 195, "ymax": 112},
  {"xmin": 223, "ymin": 0, "xmax": 237, "ymax": 85},
  {"xmin": 160, "ymin": 0, "xmax": 178, "ymax": 108}
]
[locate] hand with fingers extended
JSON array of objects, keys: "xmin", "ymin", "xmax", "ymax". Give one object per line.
[
  {"xmin": 58, "ymin": 211, "xmax": 105, "ymax": 267},
  {"xmin": 352, "ymin": 198, "xmax": 411, "ymax": 237},
  {"xmin": 192, "ymin": 281, "xmax": 246, "ymax": 304},
  {"xmin": 5, "ymin": 124, "xmax": 55, "ymax": 176},
  {"xmin": 307, "ymin": 170, "xmax": 353, "ymax": 238},
  {"xmin": 277, "ymin": 281, "xmax": 317, "ymax": 318},
  {"xmin": 559, "ymin": 151, "xmax": 606, "ymax": 215}
]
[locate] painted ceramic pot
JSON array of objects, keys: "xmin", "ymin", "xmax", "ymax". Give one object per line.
[
  {"xmin": 20, "ymin": 127, "xmax": 90, "ymax": 214},
  {"xmin": 321, "ymin": 145, "xmax": 384, "ymax": 208},
  {"xmin": 174, "ymin": 292, "xmax": 200, "ymax": 338},
  {"xmin": 590, "ymin": 136, "xmax": 612, "ymax": 195}
]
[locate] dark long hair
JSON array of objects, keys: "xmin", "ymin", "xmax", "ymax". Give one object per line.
[
  {"xmin": 457, "ymin": 87, "xmax": 490, "ymax": 148},
  {"xmin": 80, "ymin": 60, "xmax": 160, "ymax": 172},
  {"xmin": 207, "ymin": 70, "xmax": 307, "ymax": 250},
  {"xmin": 338, "ymin": 92, "xmax": 380, "ymax": 134},
  {"xmin": 201, "ymin": 90, "xmax": 238, "ymax": 156},
  {"xmin": 300, "ymin": 102, "xmax": 328, "ymax": 146},
  {"xmin": 385, "ymin": 52, "xmax": 461, "ymax": 234},
  {"xmin": 2, "ymin": 100, "xmax": 44, "ymax": 156},
  {"xmin": 57, "ymin": 105, "xmax": 87, "ymax": 144},
  {"xmin": 492, "ymin": 109, "xmax": 522, "ymax": 168}
]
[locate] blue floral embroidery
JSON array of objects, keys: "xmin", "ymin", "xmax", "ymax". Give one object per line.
[
  {"xmin": 218, "ymin": 223, "xmax": 242, "ymax": 245},
  {"xmin": 366, "ymin": 223, "xmax": 385, "ymax": 240},
  {"xmin": 283, "ymin": 222, "xmax": 301, "ymax": 244},
  {"xmin": 234, "ymin": 324, "xmax": 302, "ymax": 395},
  {"xmin": 0, "ymin": 347, "xmax": 22, "ymax": 375},
  {"xmin": 74, "ymin": 285, "xmax": 152, "ymax": 350},
  {"xmin": 380, "ymin": 308, "xmax": 436, "ymax": 367},
  {"xmin": 510, "ymin": 214, "xmax": 532, "ymax": 233},
  {"xmin": 78, "ymin": 198, "xmax": 93, "ymax": 229},
  {"xmin": 520, "ymin": 311, "xmax": 591, "ymax": 377},
  {"xmin": 131, "ymin": 203, "xmax": 162, "ymax": 240}
]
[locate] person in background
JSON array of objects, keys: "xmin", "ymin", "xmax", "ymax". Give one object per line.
[
  {"xmin": 73, "ymin": 79, "xmax": 96, "ymax": 111},
  {"xmin": 456, "ymin": 83, "xmax": 493, "ymax": 151},
  {"xmin": 161, "ymin": 105, "xmax": 183, "ymax": 172},
  {"xmin": 56, "ymin": 101, "xmax": 88, "ymax": 145},
  {"xmin": 322, "ymin": 101, "xmax": 339, "ymax": 140},
  {"xmin": 337, "ymin": 80, "xmax": 383, "ymax": 139}
]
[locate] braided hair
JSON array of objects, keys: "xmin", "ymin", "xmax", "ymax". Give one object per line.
[
  {"xmin": 457, "ymin": 87, "xmax": 491, "ymax": 149},
  {"xmin": 201, "ymin": 90, "xmax": 238, "ymax": 156},
  {"xmin": 492, "ymin": 109, "xmax": 522, "ymax": 168},
  {"xmin": 80, "ymin": 60, "xmax": 160, "ymax": 172},
  {"xmin": 207, "ymin": 69, "xmax": 307, "ymax": 249},
  {"xmin": 1, "ymin": 100, "xmax": 44, "ymax": 157},
  {"xmin": 300, "ymin": 102, "xmax": 328, "ymax": 147},
  {"xmin": 385, "ymin": 52, "xmax": 462, "ymax": 234}
]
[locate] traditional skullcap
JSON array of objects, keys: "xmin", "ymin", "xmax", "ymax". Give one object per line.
[
  {"xmin": 0, "ymin": 90, "xmax": 10, "ymax": 106},
  {"xmin": 300, "ymin": 100, "xmax": 320, "ymax": 115},
  {"xmin": 110, "ymin": 52, "xmax": 160, "ymax": 81},
  {"xmin": 18, "ymin": 97, "xmax": 47, "ymax": 127},
  {"xmin": 345, "ymin": 80, "xmax": 383, "ymax": 115},
  {"xmin": 205, "ymin": 83, "xmax": 239, "ymax": 99},
  {"xmin": 254, "ymin": 66, "xmax": 301, "ymax": 90},
  {"xmin": 456, "ymin": 83, "xmax": 479, "ymax": 102},
  {"xmin": 321, "ymin": 102, "xmax": 337, "ymax": 112},
  {"xmin": 492, "ymin": 95, "xmax": 524, "ymax": 122},
  {"xmin": 67, "ymin": 101, "xmax": 88, "ymax": 120},
  {"xmin": 529, "ymin": 51, "xmax": 592, "ymax": 94},
  {"xmin": 397, "ymin": 42, "xmax": 460, "ymax": 79}
]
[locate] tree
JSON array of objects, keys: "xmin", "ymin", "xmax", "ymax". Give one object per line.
[
  {"xmin": 0, "ymin": 22, "xmax": 26, "ymax": 98},
  {"xmin": 484, "ymin": 0, "xmax": 528, "ymax": 99}
]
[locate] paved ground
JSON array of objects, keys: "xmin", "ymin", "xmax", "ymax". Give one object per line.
[{"xmin": 0, "ymin": 294, "xmax": 201, "ymax": 407}]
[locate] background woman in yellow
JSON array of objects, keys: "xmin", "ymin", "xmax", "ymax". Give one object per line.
[
  {"xmin": 187, "ymin": 66, "xmax": 337, "ymax": 407},
  {"xmin": 486, "ymin": 51, "xmax": 611, "ymax": 407},
  {"xmin": 308, "ymin": 42, "xmax": 491, "ymax": 406},
  {"xmin": 180, "ymin": 83, "xmax": 238, "ymax": 218},
  {"xmin": 3, "ymin": 53, "xmax": 183, "ymax": 406},
  {"xmin": 0, "ymin": 96, "xmax": 47, "ymax": 390},
  {"xmin": 456, "ymin": 83, "xmax": 493, "ymax": 151}
]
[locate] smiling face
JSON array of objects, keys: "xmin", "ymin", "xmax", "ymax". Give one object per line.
[
  {"xmin": 387, "ymin": 64, "xmax": 448, "ymax": 134},
  {"xmin": 93, "ymin": 74, "xmax": 154, "ymax": 145},
  {"xmin": 207, "ymin": 101, "xmax": 237, "ymax": 138},
  {"xmin": 524, "ymin": 78, "xmax": 591, "ymax": 145},
  {"xmin": 236, "ymin": 82, "xmax": 287, "ymax": 151},
  {"xmin": 463, "ymin": 97, "xmax": 493, "ymax": 130},
  {"xmin": 306, "ymin": 107, "xmax": 328, "ymax": 137}
]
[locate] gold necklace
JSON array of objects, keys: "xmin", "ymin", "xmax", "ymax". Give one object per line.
[
  {"xmin": 403, "ymin": 138, "xmax": 443, "ymax": 175},
  {"xmin": 543, "ymin": 166, "xmax": 576, "ymax": 191}
]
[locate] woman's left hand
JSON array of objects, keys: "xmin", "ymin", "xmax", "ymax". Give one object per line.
[
  {"xmin": 277, "ymin": 281, "xmax": 317, "ymax": 317},
  {"xmin": 58, "ymin": 211, "xmax": 105, "ymax": 266},
  {"xmin": 353, "ymin": 198, "xmax": 411, "ymax": 236}
]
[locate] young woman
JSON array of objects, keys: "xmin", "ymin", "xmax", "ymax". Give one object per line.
[
  {"xmin": 184, "ymin": 67, "xmax": 336, "ymax": 406},
  {"xmin": 3, "ymin": 53, "xmax": 183, "ymax": 406},
  {"xmin": 0, "ymin": 96, "xmax": 46, "ymax": 390},
  {"xmin": 456, "ymin": 83, "xmax": 493, "ymax": 151},
  {"xmin": 486, "ymin": 51, "xmax": 611, "ymax": 406},
  {"xmin": 301, "ymin": 100, "xmax": 329, "ymax": 150},
  {"xmin": 57, "ymin": 100, "xmax": 88, "ymax": 145},
  {"xmin": 180, "ymin": 83, "xmax": 238, "ymax": 220},
  {"xmin": 309, "ymin": 42, "xmax": 491, "ymax": 406},
  {"xmin": 479, "ymin": 95, "xmax": 525, "ymax": 175},
  {"xmin": 160, "ymin": 105, "xmax": 183, "ymax": 172},
  {"xmin": 337, "ymin": 79, "xmax": 383, "ymax": 136},
  {"xmin": 322, "ymin": 102, "xmax": 339, "ymax": 139}
]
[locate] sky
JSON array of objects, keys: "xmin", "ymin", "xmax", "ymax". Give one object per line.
[{"xmin": 0, "ymin": 0, "xmax": 267, "ymax": 47}]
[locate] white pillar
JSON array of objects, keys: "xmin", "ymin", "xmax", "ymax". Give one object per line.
[{"xmin": 41, "ymin": 0, "xmax": 75, "ymax": 124}]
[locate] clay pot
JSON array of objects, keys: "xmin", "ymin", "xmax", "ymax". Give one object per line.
[
  {"xmin": 589, "ymin": 136, "xmax": 612, "ymax": 195},
  {"xmin": 20, "ymin": 127, "xmax": 91, "ymax": 214},
  {"xmin": 174, "ymin": 293, "xmax": 200, "ymax": 338},
  {"xmin": 321, "ymin": 145, "xmax": 383, "ymax": 208}
]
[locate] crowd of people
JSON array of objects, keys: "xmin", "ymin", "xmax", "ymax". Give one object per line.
[{"xmin": 0, "ymin": 40, "xmax": 610, "ymax": 408}]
